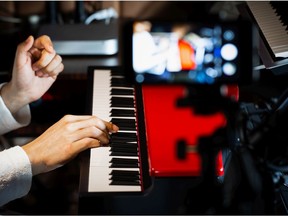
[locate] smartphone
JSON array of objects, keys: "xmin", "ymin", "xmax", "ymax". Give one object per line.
[{"xmin": 122, "ymin": 19, "xmax": 256, "ymax": 85}]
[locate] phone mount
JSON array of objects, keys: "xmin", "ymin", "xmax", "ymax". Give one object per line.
[
  {"xmin": 175, "ymin": 84, "xmax": 252, "ymax": 214},
  {"xmin": 178, "ymin": 84, "xmax": 288, "ymax": 214}
]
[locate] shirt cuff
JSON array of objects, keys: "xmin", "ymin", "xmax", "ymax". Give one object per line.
[{"xmin": 0, "ymin": 146, "xmax": 32, "ymax": 206}]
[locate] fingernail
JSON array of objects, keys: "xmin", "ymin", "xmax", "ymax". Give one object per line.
[
  {"xmin": 112, "ymin": 124, "xmax": 119, "ymax": 133},
  {"xmin": 25, "ymin": 35, "xmax": 32, "ymax": 43},
  {"xmin": 48, "ymin": 45, "xmax": 54, "ymax": 53}
]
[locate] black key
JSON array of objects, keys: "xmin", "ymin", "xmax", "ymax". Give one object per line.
[
  {"xmin": 110, "ymin": 133, "xmax": 137, "ymax": 142},
  {"xmin": 111, "ymin": 118, "xmax": 136, "ymax": 125},
  {"xmin": 111, "ymin": 142, "xmax": 138, "ymax": 149},
  {"xmin": 109, "ymin": 142, "xmax": 138, "ymax": 147},
  {"xmin": 110, "ymin": 109, "xmax": 135, "ymax": 117},
  {"xmin": 109, "ymin": 142, "xmax": 138, "ymax": 148},
  {"xmin": 109, "ymin": 171, "xmax": 141, "ymax": 185},
  {"xmin": 109, "ymin": 163, "xmax": 139, "ymax": 168},
  {"xmin": 112, "ymin": 132, "xmax": 137, "ymax": 139},
  {"xmin": 110, "ymin": 180, "xmax": 140, "ymax": 186},
  {"xmin": 110, "ymin": 157, "xmax": 139, "ymax": 165},
  {"xmin": 111, "ymin": 77, "xmax": 126, "ymax": 83},
  {"xmin": 110, "ymin": 137, "xmax": 137, "ymax": 142},
  {"xmin": 111, "ymin": 97, "xmax": 134, "ymax": 107},
  {"xmin": 110, "ymin": 164, "xmax": 138, "ymax": 168},
  {"xmin": 110, "ymin": 137, "xmax": 137, "ymax": 143},
  {"xmin": 110, "ymin": 170, "xmax": 139, "ymax": 176},
  {"xmin": 110, "ymin": 151, "xmax": 138, "ymax": 157},
  {"xmin": 111, "ymin": 70, "xmax": 124, "ymax": 76},
  {"xmin": 110, "ymin": 175, "xmax": 140, "ymax": 181},
  {"xmin": 110, "ymin": 136, "xmax": 137, "ymax": 142},
  {"xmin": 113, "ymin": 125, "xmax": 136, "ymax": 131},
  {"xmin": 110, "ymin": 88, "xmax": 134, "ymax": 96},
  {"xmin": 111, "ymin": 123, "xmax": 136, "ymax": 130},
  {"xmin": 110, "ymin": 78, "xmax": 131, "ymax": 87},
  {"xmin": 110, "ymin": 146, "xmax": 138, "ymax": 153},
  {"xmin": 110, "ymin": 96, "xmax": 134, "ymax": 104}
]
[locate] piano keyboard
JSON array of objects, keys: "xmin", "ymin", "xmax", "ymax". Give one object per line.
[
  {"xmin": 87, "ymin": 68, "xmax": 142, "ymax": 192},
  {"xmin": 246, "ymin": 1, "xmax": 288, "ymax": 58}
]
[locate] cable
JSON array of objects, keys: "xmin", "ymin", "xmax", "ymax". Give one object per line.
[{"xmin": 84, "ymin": 7, "xmax": 118, "ymax": 25}]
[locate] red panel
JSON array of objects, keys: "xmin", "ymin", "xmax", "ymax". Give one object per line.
[{"xmin": 142, "ymin": 85, "xmax": 227, "ymax": 177}]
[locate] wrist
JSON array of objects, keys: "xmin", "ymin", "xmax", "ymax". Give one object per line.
[
  {"xmin": 22, "ymin": 141, "xmax": 45, "ymax": 176},
  {"xmin": 0, "ymin": 82, "xmax": 29, "ymax": 115}
]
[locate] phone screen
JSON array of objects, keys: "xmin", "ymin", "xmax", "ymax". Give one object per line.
[{"xmin": 127, "ymin": 20, "xmax": 254, "ymax": 85}]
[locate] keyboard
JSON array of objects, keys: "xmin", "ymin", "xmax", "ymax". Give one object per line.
[
  {"xmin": 246, "ymin": 1, "xmax": 288, "ymax": 59},
  {"xmin": 85, "ymin": 67, "xmax": 147, "ymax": 193},
  {"xmin": 242, "ymin": 1, "xmax": 288, "ymax": 75}
]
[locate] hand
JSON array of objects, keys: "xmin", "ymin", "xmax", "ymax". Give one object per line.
[
  {"xmin": 22, "ymin": 115, "xmax": 119, "ymax": 176},
  {"xmin": 0, "ymin": 35, "xmax": 64, "ymax": 114}
]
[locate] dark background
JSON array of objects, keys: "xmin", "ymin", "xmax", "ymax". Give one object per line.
[{"xmin": 1, "ymin": 1, "xmax": 288, "ymax": 214}]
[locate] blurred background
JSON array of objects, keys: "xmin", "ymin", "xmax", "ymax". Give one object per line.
[
  {"xmin": 2, "ymin": 1, "xmax": 287, "ymax": 215},
  {"xmin": 1, "ymin": 1, "xmax": 238, "ymax": 214}
]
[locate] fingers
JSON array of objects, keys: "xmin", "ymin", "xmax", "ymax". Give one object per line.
[
  {"xmin": 61, "ymin": 115, "xmax": 119, "ymax": 144},
  {"xmin": 77, "ymin": 127, "xmax": 111, "ymax": 144},
  {"xmin": 32, "ymin": 49, "xmax": 55, "ymax": 71},
  {"xmin": 22, "ymin": 35, "xmax": 34, "ymax": 52},
  {"xmin": 33, "ymin": 35, "xmax": 54, "ymax": 53},
  {"xmin": 28, "ymin": 34, "xmax": 54, "ymax": 61},
  {"xmin": 71, "ymin": 137, "xmax": 102, "ymax": 154},
  {"xmin": 105, "ymin": 121, "xmax": 119, "ymax": 134},
  {"xmin": 29, "ymin": 35, "xmax": 63, "ymax": 78},
  {"xmin": 32, "ymin": 49, "xmax": 63, "ymax": 78},
  {"xmin": 34, "ymin": 53, "xmax": 64, "ymax": 78},
  {"xmin": 15, "ymin": 35, "xmax": 34, "ymax": 66},
  {"xmin": 63, "ymin": 115, "xmax": 119, "ymax": 133}
]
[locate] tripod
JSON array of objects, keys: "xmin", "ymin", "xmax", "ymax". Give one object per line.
[{"xmin": 177, "ymin": 84, "xmax": 288, "ymax": 214}]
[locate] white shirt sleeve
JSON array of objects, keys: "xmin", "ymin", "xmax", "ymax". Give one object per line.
[
  {"xmin": 0, "ymin": 146, "xmax": 32, "ymax": 207},
  {"xmin": 0, "ymin": 83, "xmax": 33, "ymax": 206},
  {"xmin": 0, "ymin": 83, "xmax": 31, "ymax": 135}
]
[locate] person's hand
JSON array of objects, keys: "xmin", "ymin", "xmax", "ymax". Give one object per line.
[
  {"xmin": 22, "ymin": 115, "xmax": 119, "ymax": 176},
  {"xmin": 0, "ymin": 35, "xmax": 64, "ymax": 114}
]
